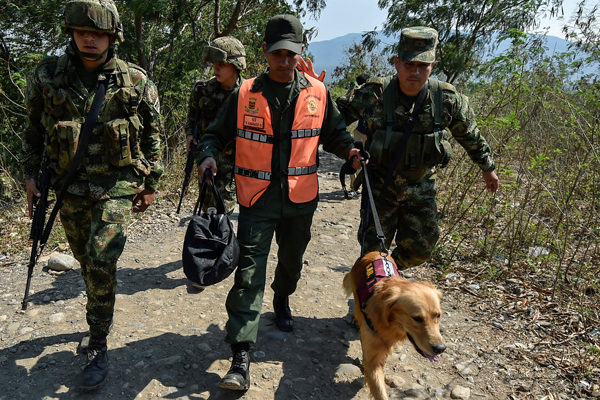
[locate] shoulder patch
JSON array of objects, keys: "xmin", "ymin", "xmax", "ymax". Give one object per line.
[
  {"xmin": 440, "ymin": 80, "xmax": 457, "ymax": 93},
  {"xmin": 126, "ymin": 61, "xmax": 148, "ymax": 85},
  {"xmin": 366, "ymin": 76, "xmax": 385, "ymax": 86}
]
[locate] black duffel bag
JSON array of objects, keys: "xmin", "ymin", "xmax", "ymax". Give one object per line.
[{"xmin": 182, "ymin": 171, "xmax": 239, "ymax": 286}]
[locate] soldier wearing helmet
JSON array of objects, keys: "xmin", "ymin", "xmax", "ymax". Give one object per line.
[
  {"xmin": 184, "ymin": 36, "xmax": 247, "ymax": 216},
  {"xmin": 22, "ymin": 0, "xmax": 163, "ymax": 390}
]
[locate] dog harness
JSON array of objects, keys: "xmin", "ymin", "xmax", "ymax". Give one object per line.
[{"xmin": 357, "ymin": 256, "xmax": 399, "ymax": 331}]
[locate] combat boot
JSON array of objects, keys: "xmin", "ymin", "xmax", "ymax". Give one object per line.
[
  {"xmin": 273, "ymin": 295, "xmax": 293, "ymax": 332},
  {"xmin": 81, "ymin": 337, "xmax": 108, "ymax": 391},
  {"xmin": 219, "ymin": 343, "xmax": 250, "ymax": 391}
]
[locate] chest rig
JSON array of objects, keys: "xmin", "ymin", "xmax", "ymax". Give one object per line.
[
  {"xmin": 39, "ymin": 55, "xmax": 148, "ymax": 180},
  {"xmin": 368, "ymin": 77, "xmax": 452, "ymax": 183}
]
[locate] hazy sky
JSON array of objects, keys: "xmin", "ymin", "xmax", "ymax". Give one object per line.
[{"xmin": 303, "ymin": 0, "xmax": 581, "ymax": 43}]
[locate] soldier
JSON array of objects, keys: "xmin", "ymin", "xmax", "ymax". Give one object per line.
[
  {"xmin": 22, "ymin": 0, "xmax": 163, "ymax": 390},
  {"xmin": 196, "ymin": 14, "xmax": 363, "ymax": 391},
  {"xmin": 185, "ymin": 37, "xmax": 246, "ymax": 214},
  {"xmin": 338, "ymin": 26, "xmax": 499, "ymax": 269}
]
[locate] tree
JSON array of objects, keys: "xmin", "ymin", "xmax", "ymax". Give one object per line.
[
  {"xmin": 331, "ymin": 42, "xmax": 392, "ymax": 90},
  {"xmin": 564, "ymin": 0, "xmax": 600, "ymax": 64},
  {"xmin": 364, "ymin": 0, "xmax": 563, "ymax": 83}
]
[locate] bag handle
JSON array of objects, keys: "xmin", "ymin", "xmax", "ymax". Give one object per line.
[{"xmin": 193, "ymin": 169, "xmax": 227, "ymax": 215}]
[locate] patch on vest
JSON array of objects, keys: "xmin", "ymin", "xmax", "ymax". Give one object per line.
[
  {"xmin": 245, "ymin": 97, "xmax": 259, "ymax": 114},
  {"xmin": 307, "ymin": 97, "xmax": 318, "ymax": 114},
  {"xmin": 243, "ymin": 115, "xmax": 264, "ymax": 130},
  {"xmin": 357, "ymin": 256, "xmax": 399, "ymax": 309}
]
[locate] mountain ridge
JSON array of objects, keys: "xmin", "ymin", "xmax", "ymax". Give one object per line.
[{"xmin": 307, "ymin": 31, "xmax": 589, "ymax": 82}]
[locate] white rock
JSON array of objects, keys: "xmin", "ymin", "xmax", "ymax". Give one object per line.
[
  {"xmin": 49, "ymin": 312, "xmax": 65, "ymax": 323},
  {"xmin": 455, "ymin": 360, "xmax": 479, "ymax": 375},
  {"xmin": 451, "ymin": 385, "xmax": 471, "ymax": 399},
  {"xmin": 334, "ymin": 363, "xmax": 362, "ymax": 379},
  {"xmin": 47, "ymin": 253, "xmax": 78, "ymax": 271}
]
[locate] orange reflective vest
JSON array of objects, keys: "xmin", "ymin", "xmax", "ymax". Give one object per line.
[{"xmin": 235, "ymin": 74, "xmax": 327, "ymax": 207}]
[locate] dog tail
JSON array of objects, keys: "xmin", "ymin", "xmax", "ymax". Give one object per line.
[{"xmin": 343, "ymin": 272, "xmax": 354, "ymax": 297}]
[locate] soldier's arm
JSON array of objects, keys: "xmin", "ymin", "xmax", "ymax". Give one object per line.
[
  {"xmin": 320, "ymin": 89, "xmax": 356, "ymax": 160},
  {"xmin": 195, "ymin": 89, "xmax": 238, "ymax": 163},
  {"xmin": 22, "ymin": 69, "xmax": 46, "ymax": 217},
  {"xmin": 138, "ymin": 77, "xmax": 164, "ymax": 192},
  {"xmin": 344, "ymin": 81, "xmax": 384, "ymax": 139},
  {"xmin": 184, "ymin": 83, "xmax": 199, "ymax": 150},
  {"xmin": 447, "ymin": 91, "xmax": 495, "ymax": 172},
  {"xmin": 22, "ymin": 69, "xmax": 46, "ymax": 180}
]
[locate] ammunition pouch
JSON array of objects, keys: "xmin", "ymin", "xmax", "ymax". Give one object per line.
[
  {"xmin": 103, "ymin": 114, "xmax": 150, "ymax": 175},
  {"xmin": 49, "ymin": 120, "xmax": 82, "ymax": 174}
]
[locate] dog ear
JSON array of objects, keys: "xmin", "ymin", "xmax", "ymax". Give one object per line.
[{"xmin": 381, "ymin": 281, "xmax": 407, "ymax": 328}]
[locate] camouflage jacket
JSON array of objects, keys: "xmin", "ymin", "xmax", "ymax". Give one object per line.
[
  {"xmin": 22, "ymin": 46, "xmax": 164, "ymax": 200},
  {"xmin": 185, "ymin": 75, "xmax": 243, "ymax": 156},
  {"xmin": 337, "ymin": 75, "xmax": 495, "ymax": 177}
]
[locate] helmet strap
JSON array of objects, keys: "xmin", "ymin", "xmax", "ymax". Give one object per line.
[{"xmin": 71, "ymin": 38, "xmax": 112, "ymax": 61}]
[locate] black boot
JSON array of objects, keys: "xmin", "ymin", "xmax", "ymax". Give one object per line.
[
  {"xmin": 80, "ymin": 337, "xmax": 108, "ymax": 391},
  {"xmin": 219, "ymin": 343, "xmax": 250, "ymax": 391},
  {"xmin": 273, "ymin": 295, "xmax": 293, "ymax": 332}
]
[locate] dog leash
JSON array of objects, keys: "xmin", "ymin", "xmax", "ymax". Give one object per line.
[{"xmin": 360, "ymin": 159, "xmax": 389, "ymax": 257}]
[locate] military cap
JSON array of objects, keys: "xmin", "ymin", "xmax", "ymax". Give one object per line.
[
  {"xmin": 62, "ymin": 0, "xmax": 124, "ymax": 42},
  {"xmin": 203, "ymin": 36, "xmax": 247, "ymax": 70},
  {"xmin": 264, "ymin": 14, "xmax": 304, "ymax": 54},
  {"xmin": 398, "ymin": 26, "xmax": 438, "ymax": 63}
]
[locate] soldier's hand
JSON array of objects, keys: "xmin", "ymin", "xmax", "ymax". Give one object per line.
[
  {"xmin": 348, "ymin": 148, "xmax": 366, "ymax": 170},
  {"xmin": 186, "ymin": 134, "xmax": 197, "ymax": 153},
  {"xmin": 198, "ymin": 157, "xmax": 217, "ymax": 180},
  {"xmin": 132, "ymin": 189, "xmax": 156, "ymax": 213},
  {"xmin": 297, "ymin": 57, "xmax": 326, "ymax": 82},
  {"xmin": 25, "ymin": 178, "xmax": 41, "ymax": 219},
  {"xmin": 482, "ymin": 170, "xmax": 499, "ymax": 193}
]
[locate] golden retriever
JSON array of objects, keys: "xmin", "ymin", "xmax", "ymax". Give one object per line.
[{"xmin": 343, "ymin": 251, "xmax": 446, "ymax": 400}]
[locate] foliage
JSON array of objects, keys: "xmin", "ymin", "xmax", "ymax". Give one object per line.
[
  {"xmin": 433, "ymin": 30, "xmax": 599, "ymax": 379},
  {"xmin": 330, "ymin": 42, "xmax": 393, "ymax": 90},
  {"xmin": 564, "ymin": 0, "xmax": 600, "ymax": 67},
  {"xmin": 363, "ymin": 0, "xmax": 563, "ymax": 83}
]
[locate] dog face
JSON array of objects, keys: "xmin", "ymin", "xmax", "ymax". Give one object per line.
[{"xmin": 378, "ymin": 279, "xmax": 445, "ymax": 361}]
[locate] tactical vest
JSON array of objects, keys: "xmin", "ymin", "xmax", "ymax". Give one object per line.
[
  {"xmin": 368, "ymin": 77, "xmax": 453, "ymax": 183},
  {"xmin": 38, "ymin": 55, "xmax": 150, "ymax": 180},
  {"xmin": 235, "ymin": 75, "xmax": 326, "ymax": 207}
]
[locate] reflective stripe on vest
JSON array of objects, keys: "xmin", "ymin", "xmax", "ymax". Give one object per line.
[{"xmin": 235, "ymin": 74, "xmax": 327, "ymax": 207}]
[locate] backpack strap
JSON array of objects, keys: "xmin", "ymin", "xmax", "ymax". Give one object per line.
[{"xmin": 429, "ymin": 78, "xmax": 443, "ymax": 131}]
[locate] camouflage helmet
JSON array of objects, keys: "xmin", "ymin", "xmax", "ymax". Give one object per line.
[
  {"xmin": 62, "ymin": 0, "xmax": 124, "ymax": 42},
  {"xmin": 398, "ymin": 26, "xmax": 438, "ymax": 63},
  {"xmin": 202, "ymin": 36, "xmax": 246, "ymax": 71}
]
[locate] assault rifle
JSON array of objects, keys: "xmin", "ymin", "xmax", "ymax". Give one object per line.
[
  {"xmin": 177, "ymin": 124, "xmax": 199, "ymax": 214},
  {"xmin": 21, "ymin": 158, "xmax": 51, "ymax": 310}
]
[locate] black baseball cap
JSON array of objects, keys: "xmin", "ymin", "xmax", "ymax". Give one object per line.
[{"xmin": 264, "ymin": 14, "xmax": 304, "ymax": 53}]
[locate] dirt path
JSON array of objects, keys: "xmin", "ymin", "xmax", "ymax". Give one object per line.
[{"xmin": 0, "ymin": 152, "xmax": 575, "ymax": 399}]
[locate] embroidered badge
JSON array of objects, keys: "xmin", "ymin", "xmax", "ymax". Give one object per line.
[
  {"xmin": 307, "ymin": 98, "xmax": 318, "ymax": 114},
  {"xmin": 245, "ymin": 97, "xmax": 259, "ymax": 114}
]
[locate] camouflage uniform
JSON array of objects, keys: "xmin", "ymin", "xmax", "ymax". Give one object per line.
[
  {"xmin": 338, "ymin": 27, "xmax": 495, "ymax": 269},
  {"xmin": 186, "ymin": 36, "xmax": 246, "ymax": 214},
  {"xmin": 22, "ymin": 1, "xmax": 163, "ymax": 340}
]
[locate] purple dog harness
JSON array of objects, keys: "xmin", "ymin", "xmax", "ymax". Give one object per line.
[{"xmin": 356, "ymin": 256, "xmax": 399, "ymax": 331}]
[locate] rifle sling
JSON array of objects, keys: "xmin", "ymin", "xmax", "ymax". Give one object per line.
[{"xmin": 39, "ymin": 76, "xmax": 110, "ymax": 248}]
